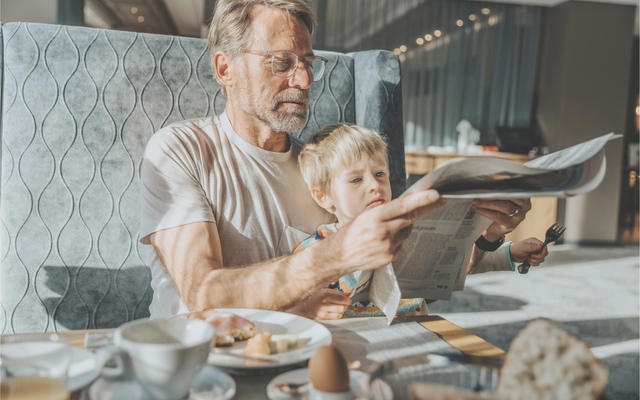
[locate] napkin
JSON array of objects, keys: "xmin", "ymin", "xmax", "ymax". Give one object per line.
[{"xmin": 85, "ymin": 330, "xmax": 115, "ymax": 351}]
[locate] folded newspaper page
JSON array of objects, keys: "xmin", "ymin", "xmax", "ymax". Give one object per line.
[{"xmin": 348, "ymin": 133, "xmax": 617, "ymax": 324}]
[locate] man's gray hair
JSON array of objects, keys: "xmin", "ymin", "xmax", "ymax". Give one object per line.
[{"xmin": 207, "ymin": 0, "xmax": 317, "ymax": 96}]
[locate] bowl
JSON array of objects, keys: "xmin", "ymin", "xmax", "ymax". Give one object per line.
[{"xmin": 369, "ymin": 354, "xmax": 500, "ymax": 399}]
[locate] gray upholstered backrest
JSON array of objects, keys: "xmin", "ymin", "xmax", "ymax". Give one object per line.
[{"xmin": 0, "ymin": 22, "xmax": 404, "ymax": 333}]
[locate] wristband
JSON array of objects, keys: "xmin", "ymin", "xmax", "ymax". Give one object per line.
[{"xmin": 475, "ymin": 235, "xmax": 505, "ymax": 252}]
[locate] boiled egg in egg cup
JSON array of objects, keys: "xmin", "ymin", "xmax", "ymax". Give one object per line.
[{"xmin": 307, "ymin": 346, "xmax": 355, "ymax": 400}]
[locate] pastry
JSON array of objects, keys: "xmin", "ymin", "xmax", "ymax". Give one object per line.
[
  {"xmin": 242, "ymin": 332, "xmax": 272, "ymax": 355},
  {"xmin": 187, "ymin": 309, "xmax": 258, "ymax": 346}
]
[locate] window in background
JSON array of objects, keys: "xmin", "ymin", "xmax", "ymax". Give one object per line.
[{"xmin": 312, "ymin": 0, "xmax": 542, "ymax": 149}]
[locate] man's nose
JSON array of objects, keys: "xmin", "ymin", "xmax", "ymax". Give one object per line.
[{"xmin": 288, "ymin": 62, "xmax": 313, "ymax": 89}]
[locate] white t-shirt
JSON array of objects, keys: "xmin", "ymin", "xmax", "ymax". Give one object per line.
[{"xmin": 140, "ymin": 112, "xmax": 334, "ymax": 319}]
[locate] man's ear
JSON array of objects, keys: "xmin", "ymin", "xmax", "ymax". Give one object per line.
[
  {"xmin": 213, "ymin": 51, "xmax": 233, "ymax": 88},
  {"xmin": 311, "ymin": 189, "xmax": 335, "ymax": 213}
]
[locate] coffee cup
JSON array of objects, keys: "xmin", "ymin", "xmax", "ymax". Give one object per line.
[{"xmin": 97, "ymin": 318, "xmax": 214, "ymax": 400}]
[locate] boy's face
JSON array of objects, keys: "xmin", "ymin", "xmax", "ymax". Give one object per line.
[{"xmin": 315, "ymin": 154, "xmax": 392, "ymax": 225}]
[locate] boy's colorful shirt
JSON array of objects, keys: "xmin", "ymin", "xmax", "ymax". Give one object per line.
[{"xmin": 293, "ymin": 223, "xmax": 423, "ymax": 318}]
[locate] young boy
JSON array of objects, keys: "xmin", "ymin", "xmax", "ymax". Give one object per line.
[{"xmin": 286, "ymin": 123, "xmax": 547, "ymax": 320}]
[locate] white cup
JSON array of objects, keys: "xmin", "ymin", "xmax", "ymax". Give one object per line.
[{"xmin": 98, "ymin": 318, "xmax": 214, "ymax": 400}]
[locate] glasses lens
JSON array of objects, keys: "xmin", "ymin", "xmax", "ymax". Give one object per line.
[
  {"xmin": 310, "ymin": 57, "xmax": 326, "ymax": 82},
  {"xmin": 271, "ymin": 51, "xmax": 297, "ymax": 78}
]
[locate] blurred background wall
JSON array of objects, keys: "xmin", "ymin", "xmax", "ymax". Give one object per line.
[{"xmin": 1, "ymin": 0, "xmax": 638, "ymax": 244}]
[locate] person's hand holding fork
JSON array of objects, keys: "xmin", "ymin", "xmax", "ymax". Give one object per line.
[{"xmin": 510, "ymin": 237, "xmax": 549, "ymax": 267}]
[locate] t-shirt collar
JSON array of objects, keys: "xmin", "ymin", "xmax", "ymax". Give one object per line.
[{"xmin": 220, "ymin": 111, "xmax": 293, "ymax": 163}]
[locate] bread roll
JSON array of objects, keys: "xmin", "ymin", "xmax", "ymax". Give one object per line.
[{"xmin": 497, "ymin": 319, "xmax": 608, "ymax": 400}]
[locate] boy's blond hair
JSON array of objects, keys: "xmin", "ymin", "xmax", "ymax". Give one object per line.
[{"xmin": 298, "ymin": 123, "xmax": 388, "ymax": 195}]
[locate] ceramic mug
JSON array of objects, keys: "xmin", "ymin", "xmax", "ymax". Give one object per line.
[{"xmin": 97, "ymin": 318, "xmax": 215, "ymax": 400}]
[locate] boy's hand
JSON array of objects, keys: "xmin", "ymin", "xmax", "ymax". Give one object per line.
[
  {"xmin": 510, "ymin": 237, "xmax": 549, "ymax": 266},
  {"xmin": 286, "ymin": 289, "xmax": 352, "ymax": 320}
]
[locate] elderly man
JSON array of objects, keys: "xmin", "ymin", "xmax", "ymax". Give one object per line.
[{"xmin": 140, "ymin": 0, "xmax": 531, "ymax": 319}]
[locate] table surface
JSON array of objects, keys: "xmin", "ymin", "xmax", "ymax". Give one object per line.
[{"xmin": 4, "ymin": 315, "xmax": 505, "ymax": 399}]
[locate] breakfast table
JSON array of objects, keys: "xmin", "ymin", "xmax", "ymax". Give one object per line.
[{"xmin": 24, "ymin": 315, "xmax": 505, "ymax": 399}]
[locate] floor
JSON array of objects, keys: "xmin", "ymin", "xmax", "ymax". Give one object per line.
[{"xmin": 429, "ymin": 244, "xmax": 640, "ymax": 400}]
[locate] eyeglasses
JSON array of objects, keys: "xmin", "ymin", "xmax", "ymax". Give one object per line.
[{"xmin": 244, "ymin": 50, "xmax": 328, "ymax": 82}]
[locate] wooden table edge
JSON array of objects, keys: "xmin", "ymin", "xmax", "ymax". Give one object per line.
[{"xmin": 408, "ymin": 315, "xmax": 506, "ymax": 357}]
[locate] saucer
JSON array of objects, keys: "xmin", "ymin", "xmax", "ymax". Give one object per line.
[
  {"xmin": 266, "ymin": 368, "xmax": 372, "ymax": 400},
  {"xmin": 88, "ymin": 365, "xmax": 236, "ymax": 400}
]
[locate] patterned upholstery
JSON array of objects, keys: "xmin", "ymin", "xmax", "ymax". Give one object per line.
[{"xmin": 0, "ymin": 22, "xmax": 405, "ymax": 333}]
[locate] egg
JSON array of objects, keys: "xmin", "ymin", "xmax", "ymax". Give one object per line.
[{"xmin": 308, "ymin": 345, "xmax": 350, "ymax": 393}]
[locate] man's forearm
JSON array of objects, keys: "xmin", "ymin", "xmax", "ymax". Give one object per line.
[{"xmin": 189, "ymin": 240, "xmax": 345, "ymax": 312}]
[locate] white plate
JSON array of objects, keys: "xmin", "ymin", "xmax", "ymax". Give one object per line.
[
  {"xmin": 266, "ymin": 368, "xmax": 375, "ymax": 400},
  {"xmin": 88, "ymin": 365, "xmax": 236, "ymax": 400},
  {"xmin": 204, "ymin": 308, "xmax": 332, "ymax": 370},
  {"xmin": 69, "ymin": 346, "xmax": 101, "ymax": 391}
]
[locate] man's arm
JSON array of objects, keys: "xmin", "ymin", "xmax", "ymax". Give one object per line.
[
  {"xmin": 150, "ymin": 221, "xmax": 338, "ymax": 312},
  {"xmin": 150, "ymin": 190, "xmax": 448, "ymax": 312}
]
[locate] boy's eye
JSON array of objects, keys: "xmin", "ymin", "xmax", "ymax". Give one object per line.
[
  {"xmin": 349, "ymin": 177, "xmax": 362, "ymax": 184},
  {"xmin": 375, "ymin": 171, "xmax": 386, "ymax": 177}
]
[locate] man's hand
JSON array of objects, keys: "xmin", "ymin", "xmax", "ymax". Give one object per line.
[
  {"xmin": 320, "ymin": 190, "xmax": 448, "ymax": 275},
  {"xmin": 510, "ymin": 237, "xmax": 549, "ymax": 266},
  {"xmin": 286, "ymin": 289, "xmax": 352, "ymax": 320},
  {"xmin": 472, "ymin": 198, "xmax": 532, "ymax": 241}
]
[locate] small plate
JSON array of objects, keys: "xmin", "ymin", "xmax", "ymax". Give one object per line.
[
  {"xmin": 87, "ymin": 365, "xmax": 236, "ymax": 400},
  {"xmin": 176, "ymin": 308, "xmax": 333, "ymax": 370},
  {"xmin": 68, "ymin": 346, "xmax": 101, "ymax": 391},
  {"xmin": 266, "ymin": 368, "xmax": 375, "ymax": 400}
]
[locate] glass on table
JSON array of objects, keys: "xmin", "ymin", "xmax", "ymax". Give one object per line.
[{"xmin": 1, "ymin": 333, "xmax": 72, "ymax": 400}]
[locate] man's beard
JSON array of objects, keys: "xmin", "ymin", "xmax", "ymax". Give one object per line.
[{"xmin": 234, "ymin": 78, "xmax": 309, "ymax": 133}]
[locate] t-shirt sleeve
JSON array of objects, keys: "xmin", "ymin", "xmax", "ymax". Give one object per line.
[
  {"xmin": 469, "ymin": 244, "xmax": 511, "ymax": 274},
  {"xmin": 139, "ymin": 128, "xmax": 216, "ymax": 245}
]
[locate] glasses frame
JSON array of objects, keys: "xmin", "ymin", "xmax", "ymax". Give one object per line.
[{"xmin": 244, "ymin": 50, "xmax": 328, "ymax": 82}]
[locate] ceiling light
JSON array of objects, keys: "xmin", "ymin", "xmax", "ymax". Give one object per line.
[
  {"xmin": 425, "ymin": 34, "xmax": 433, "ymax": 41},
  {"xmin": 416, "ymin": 38, "xmax": 424, "ymax": 45},
  {"xmin": 131, "ymin": 7, "xmax": 138, "ymax": 13},
  {"xmin": 481, "ymin": 8, "xmax": 490, "ymax": 15},
  {"xmin": 138, "ymin": 16, "xmax": 145, "ymax": 22},
  {"xmin": 456, "ymin": 20, "xmax": 463, "ymax": 26},
  {"xmin": 469, "ymin": 14, "xmax": 476, "ymax": 21},
  {"xmin": 146, "ymin": 27, "xmax": 153, "ymax": 33},
  {"xmin": 400, "ymin": 45, "xmax": 407, "ymax": 52},
  {"xmin": 393, "ymin": 48, "xmax": 401, "ymax": 55},
  {"xmin": 434, "ymin": 30, "xmax": 442, "ymax": 37},
  {"xmin": 399, "ymin": 54, "xmax": 406, "ymax": 62}
]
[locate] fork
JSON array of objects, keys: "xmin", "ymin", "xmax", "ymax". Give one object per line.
[{"xmin": 517, "ymin": 222, "xmax": 566, "ymax": 274}]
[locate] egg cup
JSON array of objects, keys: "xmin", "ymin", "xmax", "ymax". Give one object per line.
[{"xmin": 308, "ymin": 384, "xmax": 356, "ymax": 400}]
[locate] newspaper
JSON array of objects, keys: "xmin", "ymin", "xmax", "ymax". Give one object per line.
[{"xmin": 347, "ymin": 133, "xmax": 618, "ymax": 324}]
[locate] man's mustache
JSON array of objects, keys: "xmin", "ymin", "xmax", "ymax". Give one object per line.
[{"xmin": 272, "ymin": 90, "xmax": 309, "ymax": 109}]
